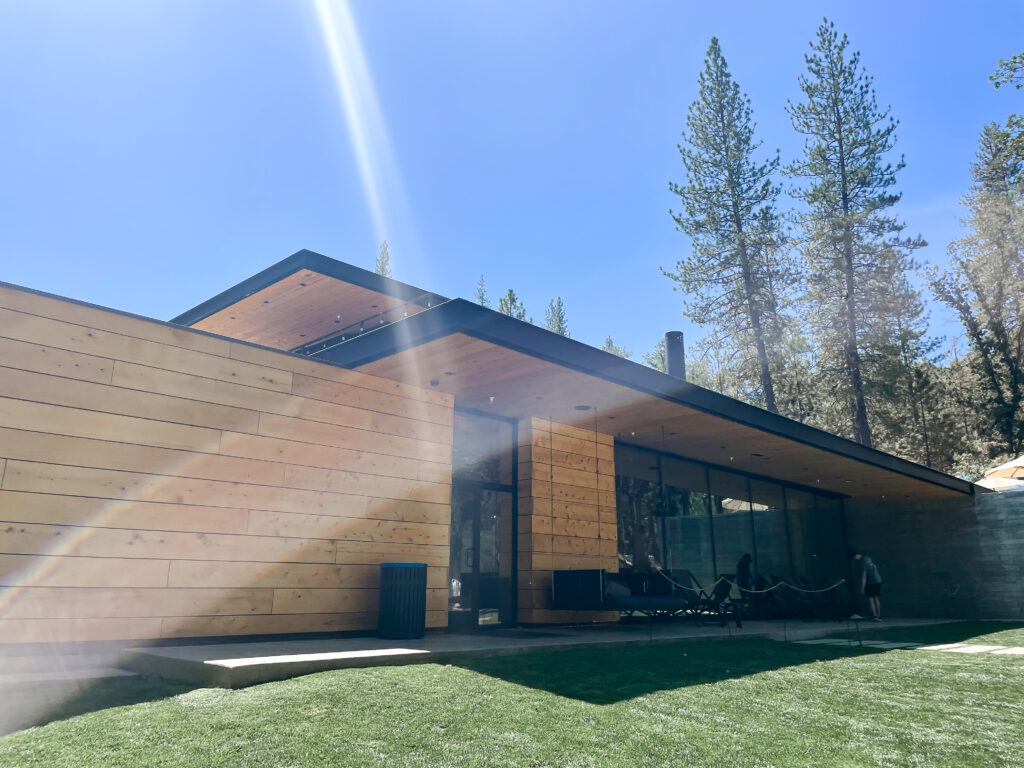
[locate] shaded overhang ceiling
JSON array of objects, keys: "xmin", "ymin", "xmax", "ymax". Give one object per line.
[
  {"xmin": 171, "ymin": 250, "xmax": 447, "ymax": 352},
  {"xmin": 313, "ymin": 300, "xmax": 977, "ymax": 503}
]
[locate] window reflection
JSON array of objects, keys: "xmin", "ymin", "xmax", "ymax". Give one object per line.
[
  {"xmin": 614, "ymin": 444, "xmax": 845, "ymax": 592},
  {"xmin": 452, "ymin": 412, "xmax": 514, "ymax": 484}
]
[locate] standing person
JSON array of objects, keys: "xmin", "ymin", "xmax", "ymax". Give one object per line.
[
  {"xmin": 850, "ymin": 551, "xmax": 883, "ymax": 621},
  {"xmin": 736, "ymin": 552, "xmax": 755, "ymax": 617},
  {"xmin": 736, "ymin": 553, "xmax": 753, "ymax": 593}
]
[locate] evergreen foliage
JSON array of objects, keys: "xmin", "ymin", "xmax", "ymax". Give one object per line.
[
  {"xmin": 476, "ymin": 275, "xmax": 490, "ymax": 308},
  {"xmin": 643, "ymin": 339, "xmax": 666, "ymax": 372},
  {"xmin": 544, "ymin": 297, "xmax": 570, "ymax": 337},
  {"xmin": 929, "ymin": 121, "xmax": 1024, "ymax": 457},
  {"xmin": 601, "ymin": 336, "xmax": 631, "ymax": 359},
  {"xmin": 665, "ymin": 37, "xmax": 793, "ymax": 414},
  {"xmin": 497, "ymin": 289, "xmax": 528, "ymax": 321},
  {"xmin": 990, "ymin": 52, "xmax": 1024, "ymax": 182},
  {"xmin": 786, "ymin": 19, "xmax": 926, "ymax": 447},
  {"xmin": 991, "ymin": 52, "xmax": 1024, "ymax": 90},
  {"xmin": 374, "ymin": 241, "xmax": 392, "ymax": 278}
]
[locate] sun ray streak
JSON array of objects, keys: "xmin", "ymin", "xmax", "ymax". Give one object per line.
[{"xmin": 312, "ymin": 0, "xmax": 396, "ymax": 245}]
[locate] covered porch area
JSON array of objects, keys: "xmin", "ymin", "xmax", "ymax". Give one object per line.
[{"xmin": 313, "ymin": 299, "xmax": 975, "ymax": 629}]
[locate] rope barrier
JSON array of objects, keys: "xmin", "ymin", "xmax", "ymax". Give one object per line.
[
  {"xmin": 652, "ymin": 568, "xmax": 846, "ymax": 596},
  {"xmin": 722, "ymin": 577, "xmax": 847, "ymax": 595}
]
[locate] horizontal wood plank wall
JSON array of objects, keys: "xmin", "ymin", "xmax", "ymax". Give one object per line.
[
  {"xmin": 517, "ymin": 416, "xmax": 619, "ymax": 624},
  {"xmin": 0, "ymin": 285, "xmax": 453, "ymax": 643}
]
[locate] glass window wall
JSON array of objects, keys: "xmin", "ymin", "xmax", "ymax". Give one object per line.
[{"xmin": 614, "ymin": 444, "xmax": 846, "ymax": 592}]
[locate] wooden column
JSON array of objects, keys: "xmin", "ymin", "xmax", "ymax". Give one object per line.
[{"xmin": 516, "ymin": 416, "xmax": 619, "ymax": 624}]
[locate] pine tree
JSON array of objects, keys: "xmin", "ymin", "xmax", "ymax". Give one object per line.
[
  {"xmin": 866, "ymin": 281, "xmax": 945, "ymax": 467},
  {"xmin": 475, "ymin": 275, "xmax": 490, "ymax": 308},
  {"xmin": 992, "ymin": 50, "xmax": 1024, "ymax": 165},
  {"xmin": 929, "ymin": 121, "xmax": 1024, "ymax": 456},
  {"xmin": 544, "ymin": 297, "xmax": 569, "ymax": 337},
  {"xmin": 787, "ymin": 19, "xmax": 925, "ymax": 447},
  {"xmin": 643, "ymin": 339, "xmax": 667, "ymax": 372},
  {"xmin": 992, "ymin": 51, "xmax": 1024, "ymax": 90},
  {"xmin": 497, "ymin": 289, "xmax": 527, "ymax": 321},
  {"xmin": 374, "ymin": 241, "xmax": 392, "ymax": 278},
  {"xmin": 601, "ymin": 336, "xmax": 631, "ymax": 359},
  {"xmin": 665, "ymin": 37, "xmax": 794, "ymax": 414}
]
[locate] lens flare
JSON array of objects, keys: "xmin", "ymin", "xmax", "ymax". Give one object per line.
[{"xmin": 312, "ymin": 0, "xmax": 408, "ymax": 248}]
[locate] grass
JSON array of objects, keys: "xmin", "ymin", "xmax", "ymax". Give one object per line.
[{"xmin": 1, "ymin": 624, "xmax": 1023, "ymax": 767}]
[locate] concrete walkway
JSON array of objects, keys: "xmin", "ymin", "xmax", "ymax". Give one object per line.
[
  {"xmin": 0, "ymin": 647, "xmax": 140, "ymax": 735},
  {"xmin": 793, "ymin": 638, "xmax": 1024, "ymax": 656},
  {"xmin": 122, "ymin": 617, "xmax": 947, "ymax": 688}
]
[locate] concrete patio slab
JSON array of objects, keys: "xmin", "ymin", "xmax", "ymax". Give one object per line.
[
  {"xmin": 123, "ymin": 617, "xmax": 953, "ymax": 688},
  {"xmin": 941, "ymin": 644, "xmax": 1007, "ymax": 653},
  {"xmin": 792, "ymin": 638, "xmax": 859, "ymax": 646},
  {"xmin": 862, "ymin": 642, "xmax": 922, "ymax": 649}
]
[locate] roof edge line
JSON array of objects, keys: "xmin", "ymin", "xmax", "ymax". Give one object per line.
[
  {"xmin": 170, "ymin": 249, "xmax": 448, "ymax": 327},
  {"xmin": 315, "ymin": 299, "xmax": 974, "ymax": 497}
]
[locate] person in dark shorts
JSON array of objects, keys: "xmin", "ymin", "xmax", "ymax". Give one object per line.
[
  {"xmin": 736, "ymin": 553, "xmax": 753, "ymax": 593},
  {"xmin": 850, "ymin": 551, "xmax": 883, "ymax": 621}
]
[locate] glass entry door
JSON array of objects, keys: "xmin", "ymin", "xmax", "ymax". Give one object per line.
[{"xmin": 448, "ymin": 411, "xmax": 517, "ymax": 630}]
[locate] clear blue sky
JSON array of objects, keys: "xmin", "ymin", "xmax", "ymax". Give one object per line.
[{"xmin": 1, "ymin": 1, "xmax": 1021, "ymax": 360}]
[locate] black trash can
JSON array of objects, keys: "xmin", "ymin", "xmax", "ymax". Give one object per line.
[{"xmin": 378, "ymin": 562, "xmax": 428, "ymax": 639}]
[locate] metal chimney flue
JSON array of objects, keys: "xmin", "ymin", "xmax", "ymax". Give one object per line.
[{"xmin": 665, "ymin": 331, "xmax": 686, "ymax": 380}]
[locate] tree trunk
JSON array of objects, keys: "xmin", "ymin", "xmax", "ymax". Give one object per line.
[
  {"xmin": 834, "ymin": 104, "xmax": 872, "ymax": 448},
  {"xmin": 739, "ymin": 252, "xmax": 778, "ymax": 414},
  {"xmin": 842, "ymin": 242, "xmax": 872, "ymax": 447}
]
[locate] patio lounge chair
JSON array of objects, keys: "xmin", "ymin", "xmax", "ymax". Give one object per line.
[
  {"xmin": 551, "ymin": 568, "xmax": 704, "ymax": 619},
  {"xmin": 605, "ymin": 569, "xmax": 700, "ymax": 619},
  {"xmin": 697, "ymin": 574, "xmax": 742, "ymax": 627}
]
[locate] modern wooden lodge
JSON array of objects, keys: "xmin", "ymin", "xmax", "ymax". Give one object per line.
[{"xmin": 0, "ymin": 250, "xmax": 990, "ymax": 644}]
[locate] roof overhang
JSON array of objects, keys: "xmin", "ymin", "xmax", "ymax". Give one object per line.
[
  {"xmin": 312, "ymin": 299, "xmax": 976, "ymax": 502},
  {"xmin": 171, "ymin": 250, "xmax": 447, "ymax": 352}
]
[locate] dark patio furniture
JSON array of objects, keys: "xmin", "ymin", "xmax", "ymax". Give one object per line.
[
  {"xmin": 698, "ymin": 574, "xmax": 742, "ymax": 627},
  {"xmin": 551, "ymin": 568, "xmax": 740, "ymax": 626}
]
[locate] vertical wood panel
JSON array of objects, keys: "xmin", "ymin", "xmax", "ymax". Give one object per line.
[{"xmin": 516, "ymin": 417, "xmax": 618, "ymax": 625}]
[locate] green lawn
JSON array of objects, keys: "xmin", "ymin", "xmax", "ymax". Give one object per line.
[{"xmin": 2, "ymin": 624, "xmax": 1023, "ymax": 767}]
